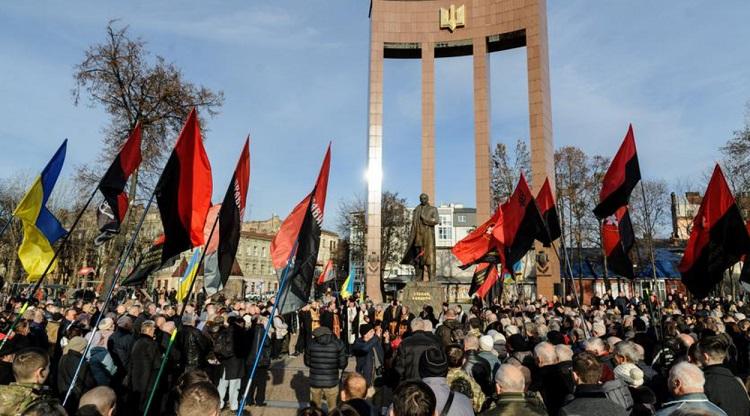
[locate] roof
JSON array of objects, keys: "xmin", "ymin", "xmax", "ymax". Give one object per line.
[{"xmin": 562, "ymin": 248, "xmax": 683, "ymax": 279}]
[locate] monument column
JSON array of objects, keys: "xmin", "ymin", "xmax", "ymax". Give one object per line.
[
  {"xmin": 527, "ymin": 0, "xmax": 558, "ymax": 298},
  {"xmin": 366, "ymin": 35, "xmax": 384, "ymax": 303},
  {"xmin": 422, "ymin": 43, "xmax": 435, "ymax": 199},
  {"xmin": 473, "ymin": 37, "xmax": 491, "ymax": 221}
]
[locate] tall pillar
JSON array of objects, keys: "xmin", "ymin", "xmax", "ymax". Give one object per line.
[
  {"xmin": 366, "ymin": 35, "xmax": 384, "ymax": 303},
  {"xmin": 527, "ymin": 0, "xmax": 558, "ymax": 298},
  {"xmin": 473, "ymin": 37, "xmax": 491, "ymax": 222},
  {"xmin": 422, "ymin": 43, "xmax": 435, "ymax": 200}
]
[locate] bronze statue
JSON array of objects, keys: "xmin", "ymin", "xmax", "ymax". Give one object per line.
[{"xmin": 401, "ymin": 193, "xmax": 439, "ymax": 281}]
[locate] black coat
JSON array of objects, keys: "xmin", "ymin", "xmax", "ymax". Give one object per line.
[
  {"xmin": 108, "ymin": 327, "xmax": 134, "ymax": 372},
  {"xmin": 248, "ymin": 323, "xmax": 272, "ymax": 369},
  {"xmin": 559, "ymin": 384, "xmax": 629, "ymax": 416},
  {"xmin": 393, "ymin": 330, "xmax": 442, "ymax": 380},
  {"xmin": 530, "ymin": 363, "xmax": 574, "ymax": 416},
  {"xmin": 57, "ymin": 350, "xmax": 97, "ymax": 408},
  {"xmin": 304, "ymin": 328, "xmax": 347, "ymax": 388},
  {"xmin": 128, "ymin": 336, "xmax": 161, "ymax": 395},
  {"xmin": 176, "ymin": 324, "xmax": 211, "ymax": 370},
  {"xmin": 214, "ymin": 327, "xmax": 244, "ymax": 380},
  {"xmin": 703, "ymin": 364, "xmax": 750, "ymax": 416}
]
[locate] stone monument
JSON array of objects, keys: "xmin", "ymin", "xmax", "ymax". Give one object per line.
[{"xmin": 366, "ymin": 0, "xmax": 558, "ymax": 302}]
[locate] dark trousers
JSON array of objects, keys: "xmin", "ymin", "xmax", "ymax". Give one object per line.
[
  {"xmin": 271, "ymin": 338, "xmax": 282, "ymax": 359},
  {"xmin": 249, "ymin": 368, "xmax": 268, "ymax": 404}
]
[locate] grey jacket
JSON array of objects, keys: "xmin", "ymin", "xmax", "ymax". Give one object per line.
[
  {"xmin": 655, "ymin": 393, "xmax": 728, "ymax": 416},
  {"xmin": 423, "ymin": 377, "xmax": 474, "ymax": 416}
]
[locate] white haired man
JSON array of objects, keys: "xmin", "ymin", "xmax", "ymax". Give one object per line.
[
  {"xmin": 655, "ymin": 362, "xmax": 726, "ymax": 416},
  {"xmin": 478, "ymin": 364, "xmax": 546, "ymax": 416}
]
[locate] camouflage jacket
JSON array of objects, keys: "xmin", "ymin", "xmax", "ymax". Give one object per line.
[
  {"xmin": 447, "ymin": 367, "xmax": 486, "ymax": 413},
  {"xmin": 0, "ymin": 382, "xmax": 46, "ymax": 416}
]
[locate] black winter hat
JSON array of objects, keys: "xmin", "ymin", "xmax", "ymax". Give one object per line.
[
  {"xmin": 359, "ymin": 323, "xmax": 374, "ymax": 337},
  {"xmin": 419, "ymin": 347, "xmax": 449, "ymax": 378}
]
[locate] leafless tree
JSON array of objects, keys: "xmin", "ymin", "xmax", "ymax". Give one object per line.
[{"xmin": 490, "ymin": 139, "xmax": 531, "ymax": 210}]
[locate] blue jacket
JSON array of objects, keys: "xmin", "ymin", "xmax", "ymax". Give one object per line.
[
  {"xmin": 655, "ymin": 393, "xmax": 727, "ymax": 416},
  {"xmin": 352, "ymin": 336, "xmax": 384, "ymax": 386}
]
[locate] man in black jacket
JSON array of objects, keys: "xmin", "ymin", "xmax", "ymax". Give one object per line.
[
  {"xmin": 698, "ymin": 335, "xmax": 750, "ymax": 416},
  {"xmin": 393, "ymin": 318, "xmax": 441, "ymax": 380},
  {"xmin": 304, "ymin": 326, "xmax": 346, "ymax": 411},
  {"xmin": 463, "ymin": 335, "xmax": 493, "ymax": 397},
  {"xmin": 176, "ymin": 313, "xmax": 211, "ymax": 373},
  {"xmin": 559, "ymin": 352, "xmax": 628, "ymax": 416},
  {"xmin": 127, "ymin": 320, "xmax": 162, "ymax": 415},
  {"xmin": 246, "ymin": 315, "xmax": 272, "ymax": 406}
]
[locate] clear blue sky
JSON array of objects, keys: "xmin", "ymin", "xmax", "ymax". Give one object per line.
[{"xmin": 1, "ymin": 1, "xmax": 749, "ymax": 229}]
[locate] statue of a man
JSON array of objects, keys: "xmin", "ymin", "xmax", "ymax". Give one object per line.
[{"xmin": 401, "ymin": 193, "xmax": 439, "ymax": 281}]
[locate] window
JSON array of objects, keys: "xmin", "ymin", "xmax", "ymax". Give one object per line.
[
  {"xmin": 261, "ymin": 247, "xmax": 266, "ymax": 257},
  {"xmin": 253, "ymin": 246, "xmax": 258, "ymax": 256},
  {"xmin": 438, "ymin": 226, "xmax": 450, "ymax": 240},
  {"xmin": 439, "ymin": 215, "xmax": 450, "ymax": 225},
  {"xmin": 457, "ymin": 215, "xmax": 466, "ymax": 223},
  {"xmin": 252, "ymin": 263, "xmax": 257, "ymax": 273}
]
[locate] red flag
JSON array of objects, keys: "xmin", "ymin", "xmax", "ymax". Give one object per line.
[
  {"xmin": 452, "ymin": 205, "xmax": 503, "ymax": 267},
  {"xmin": 536, "ymin": 178, "xmax": 561, "ymax": 246},
  {"xmin": 492, "ymin": 173, "xmax": 545, "ymax": 268},
  {"xmin": 95, "ymin": 122, "xmax": 142, "ymax": 245},
  {"xmin": 471, "ymin": 263, "xmax": 499, "ymax": 299},
  {"xmin": 593, "ymin": 124, "xmax": 641, "ymax": 219},
  {"xmin": 679, "ymin": 165, "xmax": 750, "ymax": 298},
  {"xmin": 601, "ymin": 206, "xmax": 635, "ymax": 279},
  {"xmin": 155, "ymin": 109, "xmax": 213, "ymax": 262},
  {"xmin": 317, "ymin": 259, "xmax": 334, "ymax": 285},
  {"xmin": 272, "ymin": 145, "xmax": 331, "ymax": 314}
]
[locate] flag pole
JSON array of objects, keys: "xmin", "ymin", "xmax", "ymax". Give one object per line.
[
  {"xmin": 0, "ymin": 209, "xmax": 12, "ymax": 240},
  {"xmin": 0, "ymin": 184, "xmax": 99, "ymax": 352},
  {"xmin": 597, "ymin": 218, "xmax": 612, "ymax": 295},
  {"xmin": 237, "ymin": 240, "xmax": 300, "ymax": 416},
  {"xmin": 638, "ymin": 181, "xmax": 664, "ymax": 342},
  {"xmin": 143, "ymin": 212, "xmax": 220, "ymax": 416},
  {"xmin": 62, "ymin": 193, "xmax": 156, "ymax": 406}
]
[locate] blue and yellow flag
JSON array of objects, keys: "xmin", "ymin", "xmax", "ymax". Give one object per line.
[
  {"xmin": 340, "ymin": 270, "xmax": 354, "ymax": 299},
  {"xmin": 177, "ymin": 248, "xmax": 202, "ymax": 303},
  {"xmin": 14, "ymin": 140, "xmax": 67, "ymax": 281}
]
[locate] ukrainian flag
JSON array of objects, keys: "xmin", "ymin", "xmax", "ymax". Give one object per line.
[
  {"xmin": 340, "ymin": 270, "xmax": 354, "ymax": 298},
  {"xmin": 177, "ymin": 248, "xmax": 202, "ymax": 303},
  {"xmin": 14, "ymin": 140, "xmax": 68, "ymax": 281}
]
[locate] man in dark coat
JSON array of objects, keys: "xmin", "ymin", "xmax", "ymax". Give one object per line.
[
  {"xmin": 294, "ymin": 305, "xmax": 312, "ymax": 355},
  {"xmin": 699, "ymin": 336, "xmax": 750, "ymax": 416},
  {"xmin": 352, "ymin": 324, "xmax": 385, "ymax": 387},
  {"xmin": 435, "ymin": 309, "xmax": 465, "ymax": 348},
  {"xmin": 559, "ymin": 352, "xmax": 628, "ymax": 416},
  {"xmin": 393, "ymin": 318, "xmax": 441, "ymax": 380},
  {"xmin": 127, "ymin": 320, "xmax": 162, "ymax": 415},
  {"xmin": 462, "ymin": 335, "xmax": 493, "ymax": 397},
  {"xmin": 175, "ymin": 312, "xmax": 211, "ymax": 372},
  {"xmin": 530, "ymin": 342, "xmax": 573, "ymax": 416},
  {"xmin": 246, "ymin": 315, "xmax": 272, "ymax": 406},
  {"xmin": 480, "ymin": 364, "xmax": 546, "ymax": 416},
  {"xmin": 56, "ymin": 336, "xmax": 97, "ymax": 413},
  {"xmin": 304, "ymin": 326, "xmax": 347, "ymax": 411},
  {"xmin": 214, "ymin": 319, "xmax": 244, "ymax": 412}
]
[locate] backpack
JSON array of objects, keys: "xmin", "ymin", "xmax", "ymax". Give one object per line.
[
  {"xmin": 601, "ymin": 379, "xmax": 634, "ymax": 413},
  {"xmin": 214, "ymin": 330, "xmax": 234, "ymax": 360}
]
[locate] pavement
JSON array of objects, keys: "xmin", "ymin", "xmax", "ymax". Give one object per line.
[{"xmin": 221, "ymin": 337, "xmax": 359, "ymax": 416}]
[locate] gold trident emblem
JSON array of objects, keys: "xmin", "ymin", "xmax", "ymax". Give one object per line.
[{"xmin": 439, "ymin": 4, "xmax": 465, "ymax": 32}]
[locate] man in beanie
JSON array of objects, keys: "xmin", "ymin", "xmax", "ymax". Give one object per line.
[
  {"xmin": 352, "ymin": 323, "xmax": 384, "ymax": 388},
  {"xmin": 394, "ymin": 317, "xmax": 441, "ymax": 380},
  {"xmin": 419, "ymin": 348, "xmax": 473, "ymax": 416},
  {"xmin": 305, "ymin": 326, "xmax": 347, "ymax": 411},
  {"xmin": 57, "ymin": 336, "xmax": 97, "ymax": 413}
]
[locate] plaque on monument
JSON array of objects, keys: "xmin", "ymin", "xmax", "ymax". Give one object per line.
[{"xmin": 401, "ymin": 280, "xmax": 445, "ymax": 313}]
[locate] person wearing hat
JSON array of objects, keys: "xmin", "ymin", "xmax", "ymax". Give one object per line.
[
  {"xmin": 57, "ymin": 335, "xmax": 97, "ymax": 413},
  {"xmin": 351, "ymin": 323, "xmax": 384, "ymax": 389},
  {"xmin": 478, "ymin": 335, "xmax": 500, "ymax": 377},
  {"xmin": 305, "ymin": 326, "xmax": 347, "ymax": 411},
  {"xmin": 419, "ymin": 348, "xmax": 473, "ymax": 416}
]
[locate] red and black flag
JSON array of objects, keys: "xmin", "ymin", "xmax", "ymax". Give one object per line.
[
  {"xmin": 155, "ymin": 108, "xmax": 213, "ymax": 262},
  {"xmin": 203, "ymin": 139, "xmax": 251, "ymax": 294},
  {"xmin": 452, "ymin": 205, "xmax": 504, "ymax": 269},
  {"xmin": 493, "ymin": 173, "xmax": 545, "ymax": 269},
  {"xmin": 317, "ymin": 259, "xmax": 335, "ymax": 285},
  {"xmin": 679, "ymin": 165, "xmax": 750, "ymax": 298},
  {"xmin": 95, "ymin": 122, "xmax": 142, "ymax": 245},
  {"xmin": 536, "ymin": 177, "xmax": 561, "ymax": 247},
  {"xmin": 469, "ymin": 262, "xmax": 500, "ymax": 299},
  {"xmin": 121, "ymin": 235, "xmax": 176, "ymax": 286},
  {"xmin": 601, "ymin": 206, "xmax": 635, "ymax": 279},
  {"xmin": 271, "ymin": 145, "xmax": 331, "ymax": 314},
  {"xmin": 593, "ymin": 124, "xmax": 641, "ymax": 219}
]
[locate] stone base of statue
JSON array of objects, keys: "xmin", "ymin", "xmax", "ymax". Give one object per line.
[{"xmin": 401, "ymin": 280, "xmax": 445, "ymax": 313}]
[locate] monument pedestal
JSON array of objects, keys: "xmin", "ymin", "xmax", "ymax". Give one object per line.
[{"xmin": 401, "ymin": 281, "xmax": 445, "ymax": 313}]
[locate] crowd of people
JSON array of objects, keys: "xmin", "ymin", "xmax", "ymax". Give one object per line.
[{"xmin": 0, "ymin": 285, "xmax": 749, "ymax": 416}]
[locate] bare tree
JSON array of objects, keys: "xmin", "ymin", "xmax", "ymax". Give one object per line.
[
  {"xmin": 631, "ymin": 179, "xmax": 670, "ymax": 241},
  {"xmin": 490, "ymin": 139, "xmax": 532, "ymax": 210},
  {"xmin": 73, "ymin": 21, "xmax": 224, "ymax": 295}
]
